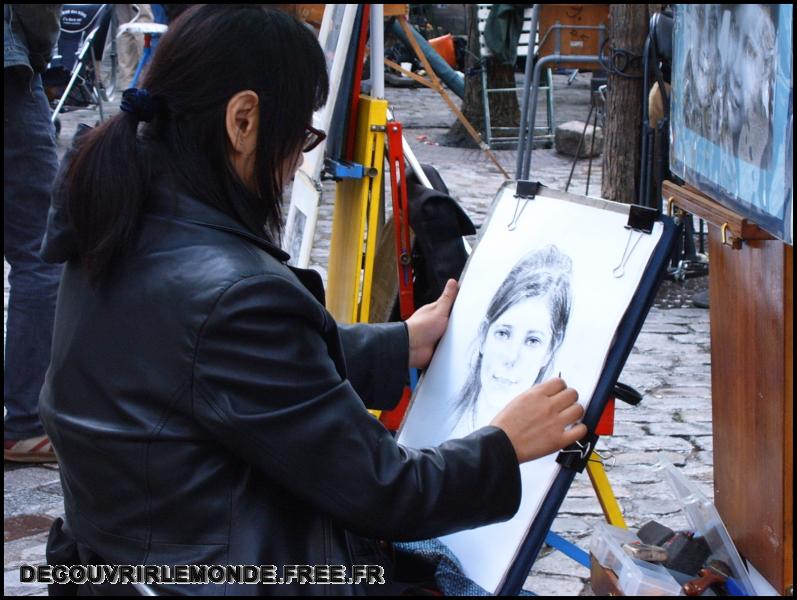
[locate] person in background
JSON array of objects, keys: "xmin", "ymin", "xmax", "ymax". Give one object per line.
[
  {"xmin": 4, "ymin": 4, "xmax": 64, "ymax": 463},
  {"xmin": 115, "ymin": 4, "xmax": 155, "ymax": 88}
]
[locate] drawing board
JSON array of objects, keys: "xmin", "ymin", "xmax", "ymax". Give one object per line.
[{"xmin": 398, "ymin": 184, "xmax": 668, "ymax": 594}]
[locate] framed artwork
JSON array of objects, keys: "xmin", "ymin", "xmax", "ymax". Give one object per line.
[
  {"xmin": 670, "ymin": 4, "xmax": 793, "ymax": 245},
  {"xmin": 397, "ymin": 183, "xmax": 673, "ymax": 594},
  {"xmin": 283, "ymin": 4, "xmax": 358, "ymax": 267}
]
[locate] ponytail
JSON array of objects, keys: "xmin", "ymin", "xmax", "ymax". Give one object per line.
[{"xmin": 65, "ymin": 111, "xmax": 151, "ymax": 286}]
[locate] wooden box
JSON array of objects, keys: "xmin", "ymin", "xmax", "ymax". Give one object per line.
[
  {"xmin": 291, "ymin": 4, "xmax": 408, "ymax": 28},
  {"xmin": 664, "ymin": 181, "xmax": 793, "ymax": 595},
  {"xmin": 537, "ymin": 4, "xmax": 609, "ymax": 70}
]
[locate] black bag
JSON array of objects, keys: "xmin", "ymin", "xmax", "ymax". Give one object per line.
[{"xmin": 390, "ymin": 164, "xmax": 476, "ymax": 320}]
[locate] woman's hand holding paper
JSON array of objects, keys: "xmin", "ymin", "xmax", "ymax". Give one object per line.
[{"xmin": 405, "ymin": 279, "xmax": 459, "ymax": 370}]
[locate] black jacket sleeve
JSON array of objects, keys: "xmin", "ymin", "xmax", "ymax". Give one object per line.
[
  {"xmin": 192, "ymin": 273, "xmax": 522, "ymax": 541},
  {"xmin": 337, "ymin": 322, "xmax": 408, "ymax": 412}
]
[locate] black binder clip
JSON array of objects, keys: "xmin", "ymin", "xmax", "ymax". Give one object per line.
[
  {"xmin": 626, "ymin": 204, "xmax": 658, "ymax": 234},
  {"xmin": 508, "ymin": 180, "xmax": 540, "ymax": 230},
  {"xmin": 613, "ymin": 205, "xmax": 659, "ymax": 278},
  {"xmin": 556, "ymin": 431, "xmax": 599, "ymax": 473}
]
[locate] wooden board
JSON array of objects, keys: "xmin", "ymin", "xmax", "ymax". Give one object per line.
[
  {"xmin": 663, "ymin": 181, "xmax": 775, "ymax": 245},
  {"xmin": 326, "ymin": 96, "xmax": 388, "ymax": 324},
  {"xmin": 665, "ymin": 180, "xmax": 792, "ymax": 593},
  {"xmin": 708, "ymin": 229, "xmax": 793, "ymax": 594}
]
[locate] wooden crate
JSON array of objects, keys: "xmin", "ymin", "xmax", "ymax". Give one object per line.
[
  {"xmin": 537, "ymin": 4, "xmax": 609, "ymax": 70},
  {"xmin": 665, "ymin": 181, "xmax": 793, "ymax": 595},
  {"xmin": 293, "ymin": 4, "xmax": 408, "ymax": 28}
]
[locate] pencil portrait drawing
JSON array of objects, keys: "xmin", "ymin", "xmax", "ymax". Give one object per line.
[{"xmin": 447, "ymin": 245, "xmax": 573, "ymax": 436}]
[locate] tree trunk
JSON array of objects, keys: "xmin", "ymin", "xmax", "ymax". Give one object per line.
[
  {"xmin": 443, "ymin": 4, "xmax": 519, "ymax": 148},
  {"xmin": 601, "ymin": 5, "xmax": 649, "ymax": 204}
]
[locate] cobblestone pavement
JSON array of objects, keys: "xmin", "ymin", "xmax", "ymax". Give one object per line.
[{"xmin": 5, "ymin": 74, "xmax": 712, "ymax": 596}]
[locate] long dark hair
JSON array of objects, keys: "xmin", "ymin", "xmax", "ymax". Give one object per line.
[
  {"xmin": 452, "ymin": 245, "xmax": 573, "ymax": 424},
  {"xmin": 65, "ymin": 5, "xmax": 329, "ymax": 285}
]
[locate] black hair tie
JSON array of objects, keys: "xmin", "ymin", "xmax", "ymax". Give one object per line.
[{"xmin": 120, "ymin": 88, "xmax": 160, "ymax": 123}]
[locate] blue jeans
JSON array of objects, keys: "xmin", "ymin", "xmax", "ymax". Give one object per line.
[{"xmin": 4, "ymin": 69, "xmax": 63, "ymax": 440}]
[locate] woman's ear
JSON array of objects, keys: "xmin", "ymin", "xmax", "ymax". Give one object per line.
[
  {"xmin": 226, "ymin": 90, "xmax": 260, "ymax": 188},
  {"xmin": 226, "ymin": 90, "xmax": 260, "ymax": 155}
]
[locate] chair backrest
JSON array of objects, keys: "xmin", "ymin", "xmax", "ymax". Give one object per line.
[
  {"xmin": 52, "ymin": 4, "xmax": 112, "ymax": 72},
  {"xmin": 477, "ymin": 4, "xmax": 535, "ymax": 59}
]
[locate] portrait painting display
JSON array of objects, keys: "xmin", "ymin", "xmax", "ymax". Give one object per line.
[
  {"xmin": 287, "ymin": 209, "xmax": 307, "ymax": 267},
  {"xmin": 283, "ymin": 4, "xmax": 357, "ymax": 266},
  {"xmin": 397, "ymin": 184, "xmax": 665, "ymax": 594},
  {"xmin": 671, "ymin": 4, "xmax": 793, "ymax": 244}
]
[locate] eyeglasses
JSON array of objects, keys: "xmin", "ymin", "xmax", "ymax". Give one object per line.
[{"xmin": 303, "ymin": 124, "xmax": 326, "ymax": 153}]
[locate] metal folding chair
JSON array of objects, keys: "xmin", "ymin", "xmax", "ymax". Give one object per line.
[{"xmin": 477, "ymin": 4, "xmax": 555, "ymax": 149}]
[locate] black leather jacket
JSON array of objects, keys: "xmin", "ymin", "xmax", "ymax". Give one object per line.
[{"xmin": 39, "ymin": 181, "xmax": 522, "ymax": 595}]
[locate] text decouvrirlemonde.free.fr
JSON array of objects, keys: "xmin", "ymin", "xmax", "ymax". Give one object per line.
[{"xmin": 20, "ymin": 564, "xmax": 386, "ymax": 586}]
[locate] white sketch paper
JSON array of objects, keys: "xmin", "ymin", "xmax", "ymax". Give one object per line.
[{"xmin": 397, "ymin": 185, "xmax": 664, "ymax": 594}]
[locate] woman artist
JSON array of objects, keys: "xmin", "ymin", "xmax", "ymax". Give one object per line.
[{"xmin": 40, "ymin": 6, "xmax": 586, "ymax": 595}]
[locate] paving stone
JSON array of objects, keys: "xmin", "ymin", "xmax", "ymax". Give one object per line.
[
  {"xmin": 559, "ymin": 497, "xmax": 608, "ymax": 516},
  {"xmin": 611, "ymin": 451, "xmax": 687, "ymax": 467},
  {"xmin": 637, "ymin": 323, "xmax": 692, "ymax": 335},
  {"xmin": 669, "ymin": 333, "xmax": 711, "ymax": 345},
  {"xmin": 602, "ymin": 465, "xmax": 662, "ymax": 485},
  {"xmin": 605, "ymin": 435, "xmax": 695, "ymax": 453},
  {"xmin": 550, "ymin": 516, "xmax": 593, "ymax": 534},
  {"xmin": 533, "ymin": 550, "xmax": 591, "ymax": 578},
  {"xmin": 649, "ymin": 385, "xmax": 712, "ymax": 397},
  {"xmin": 605, "ymin": 422, "xmax": 648, "ymax": 438},
  {"xmin": 3, "ymin": 568, "xmax": 47, "ymax": 598},
  {"xmin": 613, "ymin": 409, "xmax": 687, "ymax": 424},
  {"xmin": 647, "ymin": 421, "xmax": 713, "ymax": 436},
  {"xmin": 677, "ymin": 409, "xmax": 714, "ymax": 423},
  {"xmin": 524, "ymin": 574, "xmax": 590, "ymax": 597},
  {"xmin": 3, "ymin": 532, "xmax": 50, "ymax": 571}
]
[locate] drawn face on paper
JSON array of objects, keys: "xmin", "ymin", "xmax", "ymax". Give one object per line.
[
  {"xmin": 479, "ymin": 295, "xmax": 553, "ymax": 411},
  {"xmin": 450, "ymin": 245, "xmax": 572, "ymax": 430}
]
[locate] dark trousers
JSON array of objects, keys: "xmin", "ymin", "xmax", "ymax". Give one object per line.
[{"xmin": 4, "ymin": 69, "xmax": 62, "ymax": 440}]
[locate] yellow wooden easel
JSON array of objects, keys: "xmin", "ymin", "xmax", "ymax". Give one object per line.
[{"xmin": 326, "ymin": 96, "xmax": 388, "ymax": 324}]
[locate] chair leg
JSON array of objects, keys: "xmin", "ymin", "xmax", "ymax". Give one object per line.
[
  {"xmin": 94, "ymin": 85, "xmax": 105, "ymax": 122},
  {"xmin": 546, "ymin": 68, "xmax": 555, "ymax": 140},
  {"xmin": 585, "ymin": 104, "xmax": 599, "ymax": 196},
  {"xmin": 565, "ymin": 103, "xmax": 594, "ymax": 192},
  {"xmin": 51, "ymin": 65, "xmax": 85, "ymax": 123},
  {"xmin": 481, "ymin": 64, "xmax": 492, "ymax": 148}
]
